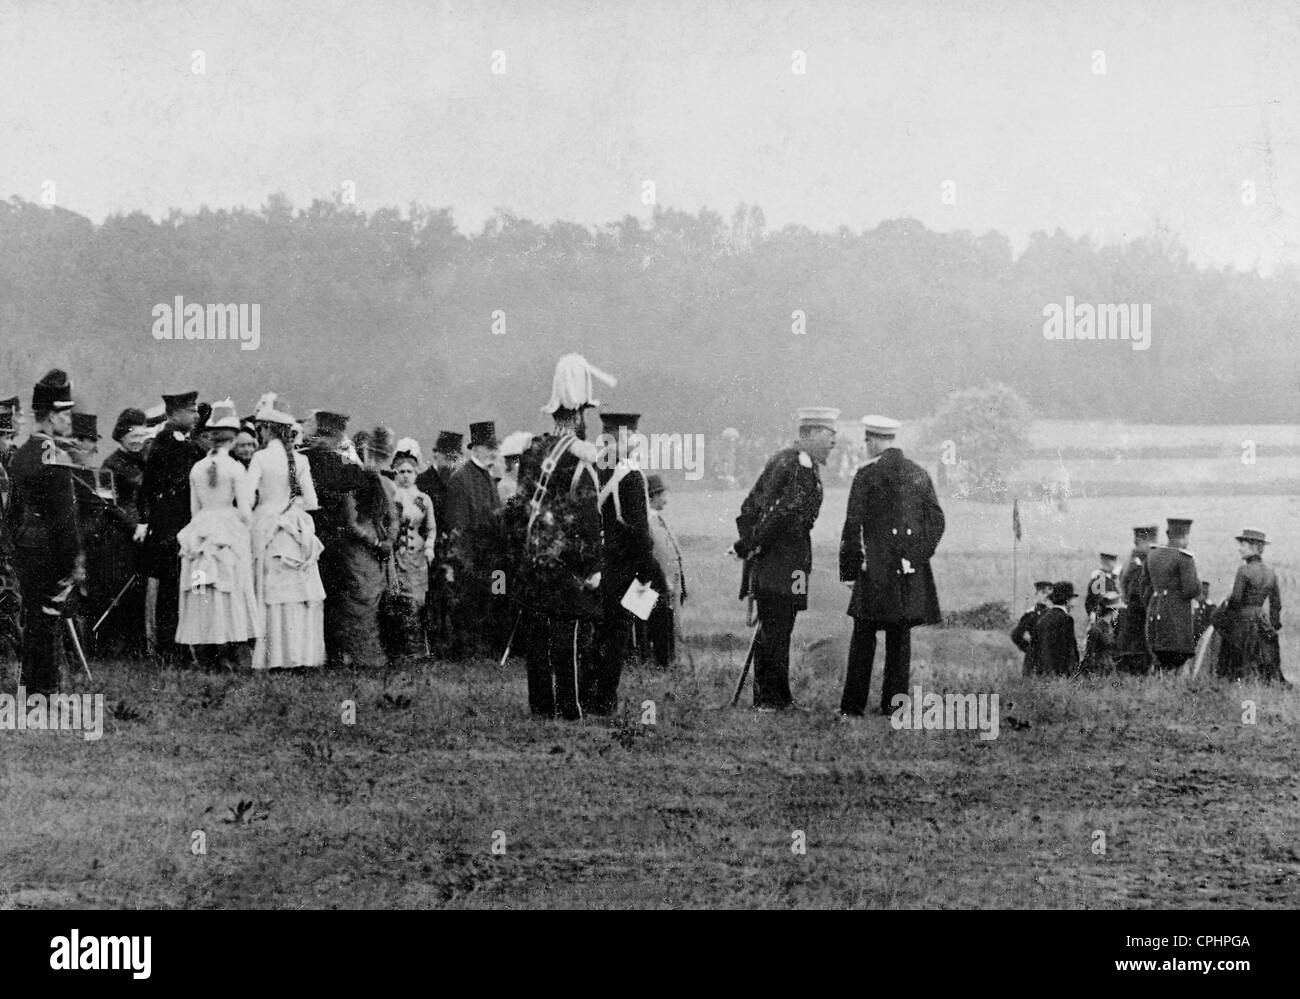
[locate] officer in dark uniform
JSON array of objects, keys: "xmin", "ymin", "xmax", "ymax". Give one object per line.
[
  {"xmin": 1142, "ymin": 517, "xmax": 1201, "ymax": 672},
  {"xmin": 418, "ymin": 430, "xmax": 461, "ymax": 655},
  {"xmin": 733, "ymin": 407, "xmax": 836, "ymax": 711},
  {"xmin": 1115, "ymin": 525, "xmax": 1157, "ymax": 673},
  {"xmin": 1085, "ymin": 552, "xmax": 1120, "ymax": 617},
  {"xmin": 1010, "ymin": 579, "xmax": 1053, "ymax": 676},
  {"xmin": 838, "ymin": 415, "xmax": 945, "ymax": 716},
  {"xmin": 591, "ymin": 413, "xmax": 666, "ymax": 714},
  {"xmin": 4, "ymin": 370, "xmax": 83, "ymax": 696},
  {"xmin": 138, "ymin": 390, "xmax": 202, "ymax": 663}
]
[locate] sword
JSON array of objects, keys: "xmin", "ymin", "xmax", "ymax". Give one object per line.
[
  {"xmin": 92, "ymin": 573, "xmax": 139, "ymax": 634},
  {"xmin": 499, "ymin": 609, "xmax": 524, "ymax": 667},
  {"xmin": 728, "ymin": 614, "xmax": 762, "ymax": 708},
  {"xmin": 66, "ymin": 618, "xmax": 94, "ymax": 682}
]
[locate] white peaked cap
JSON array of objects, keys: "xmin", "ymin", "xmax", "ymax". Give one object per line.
[
  {"xmin": 542, "ymin": 353, "xmax": 618, "ymax": 414},
  {"xmin": 796, "ymin": 406, "xmax": 841, "ymax": 429},
  {"xmin": 860, "ymin": 414, "xmax": 902, "ymax": 437}
]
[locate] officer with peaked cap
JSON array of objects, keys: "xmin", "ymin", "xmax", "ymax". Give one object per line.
[
  {"xmin": 1115, "ymin": 525, "xmax": 1157, "ymax": 673},
  {"xmin": 838, "ymin": 414, "xmax": 945, "ymax": 715},
  {"xmin": 732, "ymin": 406, "xmax": 837, "ymax": 710},
  {"xmin": 1142, "ymin": 518, "xmax": 1201, "ymax": 672},
  {"xmin": 4, "ymin": 370, "xmax": 83, "ymax": 695},
  {"xmin": 138, "ymin": 390, "xmax": 204, "ymax": 663}
]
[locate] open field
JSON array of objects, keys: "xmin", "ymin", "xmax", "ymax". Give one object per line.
[{"xmin": 2, "ymin": 489, "xmax": 1298, "ymax": 909}]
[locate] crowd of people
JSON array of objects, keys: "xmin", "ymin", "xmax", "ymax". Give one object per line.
[
  {"xmin": 1010, "ymin": 523, "xmax": 1288, "ymax": 684},
  {"xmin": 0, "ymin": 358, "xmax": 691, "ymax": 722}
]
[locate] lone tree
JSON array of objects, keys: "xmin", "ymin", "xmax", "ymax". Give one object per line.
[{"xmin": 922, "ymin": 383, "xmax": 1033, "ymax": 502}]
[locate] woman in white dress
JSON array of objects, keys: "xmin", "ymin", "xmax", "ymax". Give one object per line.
[
  {"xmin": 242, "ymin": 401, "xmax": 326, "ymax": 670},
  {"xmin": 175, "ymin": 400, "xmax": 262, "ymax": 669}
]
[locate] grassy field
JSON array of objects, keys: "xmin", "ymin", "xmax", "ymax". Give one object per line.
[{"xmin": 2, "ymin": 488, "xmax": 1298, "ymax": 909}]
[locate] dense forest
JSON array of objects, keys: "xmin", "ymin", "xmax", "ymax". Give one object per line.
[{"xmin": 1, "ymin": 195, "xmax": 1296, "ymax": 446}]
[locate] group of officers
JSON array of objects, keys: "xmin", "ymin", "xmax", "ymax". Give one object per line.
[{"xmin": 1011, "ymin": 520, "xmax": 1288, "ymax": 683}]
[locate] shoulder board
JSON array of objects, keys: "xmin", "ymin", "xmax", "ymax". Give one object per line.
[{"xmin": 798, "ymin": 451, "xmax": 812, "ymax": 469}]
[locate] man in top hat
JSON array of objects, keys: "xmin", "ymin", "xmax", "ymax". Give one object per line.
[
  {"xmin": 838, "ymin": 415, "xmax": 945, "ymax": 716},
  {"xmin": 1115, "ymin": 525, "xmax": 1157, "ymax": 673},
  {"xmin": 138, "ymin": 390, "xmax": 203, "ymax": 662},
  {"xmin": 1085, "ymin": 551, "xmax": 1120, "ymax": 618},
  {"xmin": 590, "ymin": 412, "xmax": 667, "ymax": 712},
  {"xmin": 301, "ymin": 408, "xmax": 369, "ymax": 664},
  {"xmin": 732, "ymin": 406, "xmax": 837, "ymax": 711},
  {"xmin": 66, "ymin": 412, "xmax": 101, "ymax": 467},
  {"xmin": 444, "ymin": 421, "xmax": 505, "ymax": 657},
  {"xmin": 418, "ymin": 430, "xmax": 463, "ymax": 656},
  {"xmin": 1010, "ymin": 579, "xmax": 1054, "ymax": 676},
  {"xmin": 503, "ymin": 354, "xmax": 611, "ymax": 720},
  {"xmin": 1142, "ymin": 518, "xmax": 1201, "ymax": 672},
  {"xmin": 1034, "ymin": 581, "xmax": 1080, "ymax": 677},
  {"xmin": 4, "ymin": 370, "xmax": 83, "ymax": 695}
]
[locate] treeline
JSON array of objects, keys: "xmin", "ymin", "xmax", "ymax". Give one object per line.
[{"xmin": 1, "ymin": 195, "xmax": 1296, "ymax": 449}]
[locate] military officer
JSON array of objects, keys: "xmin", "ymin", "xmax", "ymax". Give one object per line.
[
  {"xmin": 1115, "ymin": 525, "xmax": 1157, "ymax": 673},
  {"xmin": 591, "ymin": 412, "xmax": 667, "ymax": 714},
  {"xmin": 838, "ymin": 415, "xmax": 945, "ymax": 716},
  {"xmin": 1010, "ymin": 579, "xmax": 1054, "ymax": 676},
  {"xmin": 138, "ymin": 390, "xmax": 203, "ymax": 663},
  {"xmin": 732, "ymin": 407, "xmax": 836, "ymax": 711},
  {"xmin": 4, "ymin": 370, "xmax": 83, "ymax": 696},
  {"xmin": 1142, "ymin": 517, "xmax": 1201, "ymax": 672},
  {"xmin": 1085, "ymin": 552, "xmax": 1120, "ymax": 618}
]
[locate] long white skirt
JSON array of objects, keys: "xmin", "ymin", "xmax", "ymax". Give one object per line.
[
  {"xmin": 176, "ymin": 508, "xmax": 262, "ymax": 645},
  {"xmin": 251, "ymin": 505, "xmax": 327, "ymax": 669}
]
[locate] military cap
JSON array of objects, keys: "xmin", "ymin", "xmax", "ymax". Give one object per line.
[
  {"xmin": 1235, "ymin": 529, "xmax": 1268, "ymax": 545},
  {"xmin": 314, "ymin": 410, "xmax": 349, "ymax": 436},
  {"xmin": 71, "ymin": 412, "xmax": 100, "ymax": 440},
  {"xmin": 0, "ymin": 395, "xmax": 20, "ymax": 413},
  {"xmin": 796, "ymin": 406, "xmax": 840, "ymax": 432},
  {"xmin": 1133, "ymin": 525, "xmax": 1159, "ymax": 542},
  {"xmin": 1099, "ymin": 552, "xmax": 1118, "ymax": 561},
  {"xmin": 860, "ymin": 414, "xmax": 901, "ymax": 438},
  {"xmin": 435, "ymin": 430, "xmax": 464, "ymax": 455},
  {"xmin": 500, "ymin": 431, "xmax": 534, "ymax": 458},
  {"xmin": 468, "ymin": 421, "xmax": 499, "ymax": 448},
  {"xmin": 1033, "ymin": 579, "xmax": 1053, "ymax": 590},
  {"xmin": 0, "ymin": 410, "xmax": 13, "ymax": 434},
  {"xmin": 32, "ymin": 369, "xmax": 74, "ymax": 412},
  {"xmin": 600, "ymin": 412, "xmax": 641, "ymax": 432},
  {"xmin": 1050, "ymin": 581, "xmax": 1076, "ymax": 603},
  {"xmin": 1166, "ymin": 518, "xmax": 1193, "ymax": 537},
  {"xmin": 162, "ymin": 390, "xmax": 199, "ymax": 411},
  {"xmin": 646, "ymin": 473, "xmax": 666, "ymax": 496}
]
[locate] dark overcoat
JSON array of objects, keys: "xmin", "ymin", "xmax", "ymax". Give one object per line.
[
  {"xmin": 1142, "ymin": 545, "xmax": 1200, "ymax": 654},
  {"xmin": 138, "ymin": 428, "xmax": 202, "ymax": 576},
  {"xmin": 838, "ymin": 448, "xmax": 944, "ymax": 626},
  {"xmin": 734, "ymin": 445, "xmax": 823, "ymax": 611},
  {"xmin": 1114, "ymin": 550, "xmax": 1150, "ymax": 656},
  {"xmin": 1034, "ymin": 605, "xmax": 1079, "ymax": 677}
]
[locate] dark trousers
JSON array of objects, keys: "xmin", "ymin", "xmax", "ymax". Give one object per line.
[
  {"xmin": 524, "ymin": 613, "xmax": 589, "ymax": 721},
  {"xmin": 647, "ymin": 599, "xmax": 675, "ymax": 668},
  {"xmin": 16, "ymin": 550, "xmax": 71, "ymax": 696},
  {"xmin": 753, "ymin": 597, "xmax": 797, "ymax": 708},
  {"xmin": 841, "ymin": 618, "xmax": 912, "ymax": 716},
  {"xmin": 1114, "ymin": 652, "xmax": 1152, "ymax": 675},
  {"xmin": 1153, "ymin": 651, "xmax": 1188, "ymax": 672},
  {"xmin": 152, "ymin": 555, "xmax": 182, "ymax": 661},
  {"xmin": 589, "ymin": 602, "xmax": 632, "ymax": 714},
  {"xmin": 318, "ymin": 543, "xmax": 348, "ymax": 663}
]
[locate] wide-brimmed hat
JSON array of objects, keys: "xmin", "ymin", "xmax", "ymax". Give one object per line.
[{"xmin": 1235, "ymin": 529, "xmax": 1268, "ymax": 546}]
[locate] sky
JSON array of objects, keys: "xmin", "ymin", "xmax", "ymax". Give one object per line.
[{"xmin": 3, "ymin": 0, "xmax": 1299, "ymax": 272}]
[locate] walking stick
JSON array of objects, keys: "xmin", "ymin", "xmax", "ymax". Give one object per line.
[
  {"xmin": 66, "ymin": 618, "xmax": 94, "ymax": 683},
  {"xmin": 499, "ymin": 609, "xmax": 523, "ymax": 667},
  {"xmin": 728, "ymin": 620, "xmax": 761, "ymax": 707},
  {"xmin": 92, "ymin": 573, "xmax": 139, "ymax": 634}
]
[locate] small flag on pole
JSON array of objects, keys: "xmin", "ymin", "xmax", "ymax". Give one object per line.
[{"xmin": 1012, "ymin": 498, "xmax": 1022, "ymax": 541}]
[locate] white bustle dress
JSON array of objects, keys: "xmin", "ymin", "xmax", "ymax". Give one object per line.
[
  {"xmin": 175, "ymin": 448, "xmax": 263, "ymax": 645},
  {"xmin": 243, "ymin": 439, "xmax": 326, "ymax": 669}
]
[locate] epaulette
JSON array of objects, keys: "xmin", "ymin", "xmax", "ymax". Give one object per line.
[{"xmin": 797, "ymin": 451, "xmax": 813, "ymax": 469}]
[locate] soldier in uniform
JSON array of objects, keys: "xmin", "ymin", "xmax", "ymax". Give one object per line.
[
  {"xmin": 1034, "ymin": 581, "xmax": 1079, "ymax": 677},
  {"xmin": 1010, "ymin": 579, "xmax": 1053, "ymax": 676},
  {"xmin": 1142, "ymin": 517, "xmax": 1201, "ymax": 672},
  {"xmin": 138, "ymin": 390, "xmax": 203, "ymax": 663},
  {"xmin": 591, "ymin": 413, "xmax": 666, "ymax": 713},
  {"xmin": 1085, "ymin": 552, "xmax": 1120, "ymax": 618},
  {"xmin": 301, "ymin": 409, "xmax": 369, "ymax": 665},
  {"xmin": 1217, "ymin": 530, "xmax": 1287, "ymax": 684},
  {"xmin": 838, "ymin": 415, "xmax": 945, "ymax": 716},
  {"xmin": 732, "ymin": 407, "xmax": 836, "ymax": 711},
  {"xmin": 1115, "ymin": 525, "xmax": 1157, "ymax": 674},
  {"xmin": 4, "ymin": 370, "xmax": 83, "ymax": 696},
  {"xmin": 444, "ymin": 421, "xmax": 504, "ymax": 658},
  {"xmin": 503, "ymin": 354, "xmax": 611, "ymax": 720}
]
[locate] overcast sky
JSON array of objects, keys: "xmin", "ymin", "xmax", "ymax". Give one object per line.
[{"xmin": 3, "ymin": 0, "xmax": 1298, "ymax": 272}]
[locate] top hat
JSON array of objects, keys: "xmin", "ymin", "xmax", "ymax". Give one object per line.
[
  {"xmin": 1133, "ymin": 525, "xmax": 1159, "ymax": 542},
  {"xmin": 71, "ymin": 412, "xmax": 100, "ymax": 440},
  {"xmin": 314, "ymin": 410, "xmax": 349, "ymax": 437},
  {"xmin": 468, "ymin": 421, "xmax": 499, "ymax": 449},
  {"xmin": 1235, "ymin": 529, "xmax": 1268, "ymax": 546},
  {"xmin": 1166, "ymin": 518, "xmax": 1193, "ymax": 537},
  {"xmin": 111, "ymin": 407, "xmax": 147, "ymax": 443},
  {"xmin": 162, "ymin": 390, "xmax": 199, "ymax": 412},
  {"xmin": 367, "ymin": 426, "xmax": 395, "ymax": 460},
  {"xmin": 435, "ymin": 430, "xmax": 464, "ymax": 455},
  {"xmin": 600, "ymin": 412, "xmax": 641, "ymax": 433},
  {"xmin": 859, "ymin": 413, "xmax": 901, "ymax": 438},
  {"xmin": 646, "ymin": 473, "xmax": 666, "ymax": 496},
  {"xmin": 1050, "ymin": 581, "xmax": 1076, "ymax": 603},
  {"xmin": 32, "ymin": 369, "xmax": 74, "ymax": 412}
]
